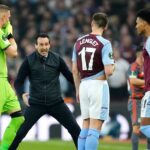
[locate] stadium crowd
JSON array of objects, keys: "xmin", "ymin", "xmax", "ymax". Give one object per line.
[{"xmin": 1, "ymin": 0, "xmax": 150, "ymax": 100}]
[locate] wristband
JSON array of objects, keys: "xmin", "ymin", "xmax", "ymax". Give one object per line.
[{"xmin": 7, "ymin": 33, "xmax": 14, "ymax": 39}]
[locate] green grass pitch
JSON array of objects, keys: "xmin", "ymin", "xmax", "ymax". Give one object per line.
[{"xmin": 17, "ymin": 139, "xmax": 146, "ymax": 150}]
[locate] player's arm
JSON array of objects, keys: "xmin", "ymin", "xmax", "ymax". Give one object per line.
[
  {"xmin": 72, "ymin": 62, "xmax": 80, "ymax": 91},
  {"xmin": 14, "ymin": 57, "xmax": 30, "ymax": 99},
  {"xmin": 102, "ymin": 41, "xmax": 115, "ymax": 78},
  {"xmin": 130, "ymin": 78, "xmax": 145, "ymax": 86},
  {"xmin": 2, "ymin": 22, "xmax": 18, "ymax": 58},
  {"xmin": 5, "ymin": 39, "xmax": 17, "ymax": 58},
  {"xmin": 104, "ymin": 64, "xmax": 115, "ymax": 77},
  {"xmin": 72, "ymin": 62, "xmax": 81, "ymax": 102},
  {"xmin": 72, "ymin": 44, "xmax": 81, "ymax": 102},
  {"xmin": 128, "ymin": 67, "xmax": 145, "ymax": 86},
  {"xmin": 5, "ymin": 34, "xmax": 18, "ymax": 58},
  {"xmin": 59, "ymin": 57, "xmax": 74, "ymax": 84}
]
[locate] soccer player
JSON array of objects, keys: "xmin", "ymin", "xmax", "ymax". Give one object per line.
[
  {"xmin": 0, "ymin": 4, "xmax": 24, "ymax": 150},
  {"xmin": 136, "ymin": 8, "xmax": 150, "ymax": 139},
  {"xmin": 72, "ymin": 13, "xmax": 115, "ymax": 150},
  {"xmin": 8, "ymin": 33, "xmax": 80, "ymax": 150},
  {"xmin": 127, "ymin": 46, "xmax": 150, "ymax": 150}
]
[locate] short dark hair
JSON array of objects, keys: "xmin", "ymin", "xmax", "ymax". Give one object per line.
[
  {"xmin": 137, "ymin": 8, "xmax": 150, "ymax": 24},
  {"xmin": 0, "ymin": 4, "xmax": 10, "ymax": 11},
  {"xmin": 92, "ymin": 13, "xmax": 108, "ymax": 28},
  {"xmin": 35, "ymin": 33, "xmax": 50, "ymax": 44}
]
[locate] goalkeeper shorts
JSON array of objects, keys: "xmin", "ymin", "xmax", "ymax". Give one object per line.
[{"xmin": 0, "ymin": 78, "xmax": 21, "ymax": 115}]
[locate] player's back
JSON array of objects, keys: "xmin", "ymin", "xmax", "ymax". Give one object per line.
[{"xmin": 73, "ymin": 34, "xmax": 113, "ymax": 79}]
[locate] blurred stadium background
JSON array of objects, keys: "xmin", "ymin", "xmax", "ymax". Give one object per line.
[{"xmin": 0, "ymin": 0, "xmax": 150, "ymax": 149}]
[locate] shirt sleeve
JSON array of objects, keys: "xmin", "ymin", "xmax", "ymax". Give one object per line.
[
  {"xmin": 145, "ymin": 37, "xmax": 150, "ymax": 56},
  {"xmin": 102, "ymin": 42, "xmax": 115, "ymax": 65},
  {"xmin": 72, "ymin": 44, "xmax": 77, "ymax": 62},
  {"xmin": 59, "ymin": 57, "xmax": 74, "ymax": 84},
  {"xmin": 14, "ymin": 57, "xmax": 30, "ymax": 98},
  {"xmin": 0, "ymin": 30, "xmax": 11, "ymax": 51}
]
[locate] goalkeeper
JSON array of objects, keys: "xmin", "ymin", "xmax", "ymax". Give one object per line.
[{"xmin": 0, "ymin": 4, "xmax": 24, "ymax": 150}]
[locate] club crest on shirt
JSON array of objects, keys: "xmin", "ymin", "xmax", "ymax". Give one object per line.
[{"xmin": 109, "ymin": 52, "xmax": 113, "ymax": 59}]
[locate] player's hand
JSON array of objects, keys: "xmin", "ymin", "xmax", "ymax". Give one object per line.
[
  {"xmin": 22, "ymin": 93, "xmax": 30, "ymax": 107},
  {"xmin": 2, "ymin": 21, "xmax": 13, "ymax": 38}
]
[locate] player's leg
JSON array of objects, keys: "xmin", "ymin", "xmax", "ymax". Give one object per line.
[
  {"xmin": 140, "ymin": 118, "xmax": 150, "ymax": 138},
  {"xmin": 128, "ymin": 99, "xmax": 141, "ymax": 150},
  {"xmin": 9, "ymin": 105, "xmax": 46, "ymax": 150},
  {"xmin": 132, "ymin": 125, "xmax": 140, "ymax": 150},
  {"xmin": 48, "ymin": 101, "xmax": 81, "ymax": 149},
  {"xmin": 77, "ymin": 119, "xmax": 89, "ymax": 150},
  {"xmin": 140, "ymin": 118, "xmax": 150, "ymax": 150},
  {"xmin": 85, "ymin": 119, "xmax": 103, "ymax": 150},
  {"xmin": 0, "ymin": 111, "xmax": 24, "ymax": 150},
  {"xmin": 85, "ymin": 80, "xmax": 110, "ymax": 150},
  {"xmin": 78, "ymin": 81, "xmax": 90, "ymax": 150},
  {"xmin": 0, "ymin": 81, "xmax": 24, "ymax": 150},
  {"xmin": 140, "ymin": 92, "xmax": 150, "ymax": 138}
]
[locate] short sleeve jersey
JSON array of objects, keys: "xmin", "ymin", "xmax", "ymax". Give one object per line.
[
  {"xmin": 143, "ymin": 37, "xmax": 150, "ymax": 92},
  {"xmin": 0, "ymin": 28, "xmax": 11, "ymax": 78},
  {"xmin": 72, "ymin": 34, "xmax": 114, "ymax": 79}
]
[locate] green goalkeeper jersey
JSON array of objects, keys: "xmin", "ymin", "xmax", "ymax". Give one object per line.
[{"xmin": 0, "ymin": 28, "xmax": 11, "ymax": 78}]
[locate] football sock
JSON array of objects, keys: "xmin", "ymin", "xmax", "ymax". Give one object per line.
[
  {"xmin": 140, "ymin": 125, "xmax": 150, "ymax": 138},
  {"xmin": 78, "ymin": 128, "xmax": 89, "ymax": 150},
  {"xmin": 85, "ymin": 128, "xmax": 100, "ymax": 150},
  {"xmin": 0, "ymin": 116, "xmax": 24, "ymax": 150},
  {"xmin": 131, "ymin": 132, "xmax": 139, "ymax": 150}
]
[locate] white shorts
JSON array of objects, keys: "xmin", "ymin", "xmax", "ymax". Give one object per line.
[
  {"xmin": 79, "ymin": 80, "xmax": 110, "ymax": 120},
  {"xmin": 141, "ymin": 91, "xmax": 150, "ymax": 118}
]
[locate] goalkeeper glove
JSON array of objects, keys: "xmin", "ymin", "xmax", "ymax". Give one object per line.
[{"xmin": 2, "ymin": 21, "xmax": 13, "ymax": 39}]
